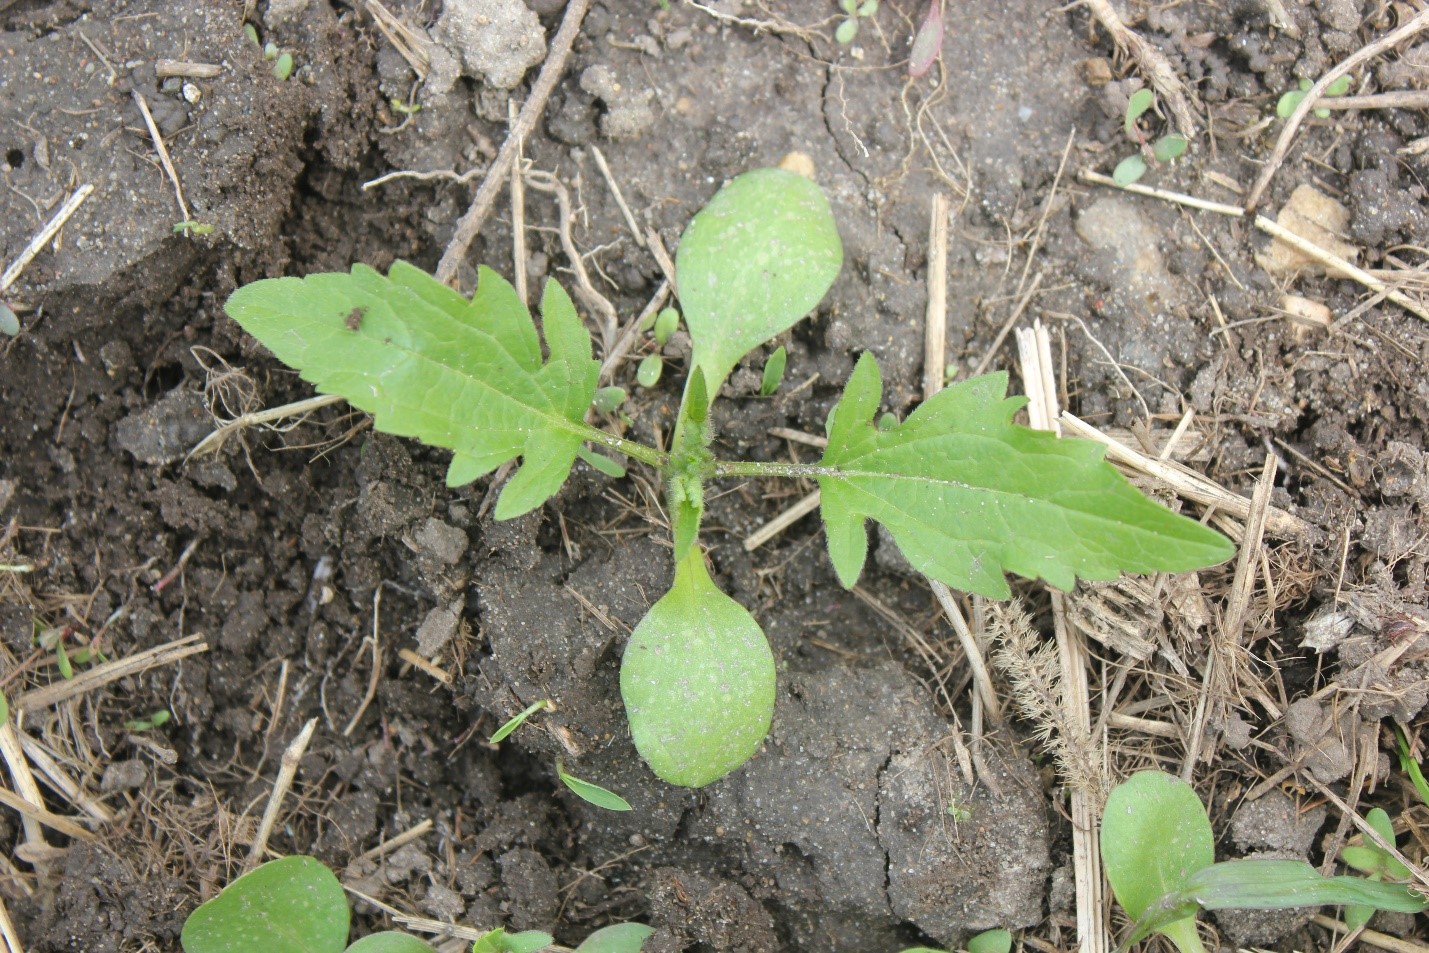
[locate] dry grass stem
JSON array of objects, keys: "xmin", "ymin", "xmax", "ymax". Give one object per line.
[
  {"xmin": 15, "ymin": 635, "xmax": 208, "ymax": 711},
  {"xmin": 397, "ymin": 648, "xmax": 453, "ymax": 685},
  {"xmin": 1245, "ymin": 8, "xmax": 1429, "ymax": 210},
  {"xmin": 970, "ymin": 271, "xmax": 1044, "ymax": 379},
  {"xmin": 357, "ymin": 818, "xmax": 434, "ymax": 863},
  {"xmin": 246, "ymin": 717, "xmax": 317, "ymax": 869},
  {"xmin": 598, "ymin": 280, "xmax": 669, "ymax": 385},
  {"xmin": 523, "ymin": 169, "xmax": 620, "ymax": 352},
  {"xmin": 0, "ymin": 722, "xmax": 47, "ymax": 851},
  {"xmin": 435, "ymin": 0, "xmax": 592, "ymax": 285},
  {"xmin": 923, "ymin": 192, "xmax": 950, "ymax": 400},
  {"xmin": 930, "ymin": 582, "xmax": 1002, "ymax": 725},
  {"xmin": 0, "ymin": 184, "xmax": 94, "ymax": 296},
  {"xmin": 132, "ymin": 90, "xmax": 191, "ymax": 222},
  {"xmin": 0, "ymin": 891, "xmax": 21, "ymax": 953},
  {"xmin": 16, "ymin": 732, "xmax": 114, "ymax": 823},
  {"xmin": 1312, "ymin": 916, "xmax": 1429, "ymax": 953},
  {"xmin": 0, "ymin": 787, "xmax": 93, "ymax": 841},
  {"xmin": 343, "ymin": 589, "xmax": 384, "ymax": 737},
  {"xmin": 510, "ymin": 102, "xmax": 528, "ymax": 306},
  {"xmin": 592, "ymin": 146, "xmax": 644, "ymax": 248},
  {"xmin": 187, "ymin": 393, "xmax": 346, "ymax": 460},
  {"xmin": 361, "ymin": 0, "xmax": 432, "ymax": 78}
]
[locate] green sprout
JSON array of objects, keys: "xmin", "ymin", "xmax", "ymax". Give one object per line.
[
  {"xmin": 488, "ymin": 699, "xmax": 550, "ymax": 743},
  {"xmin": 124, "ymin": 710, "xmax": 172, "ymax": 732},
  {"xmin": 273, "ymin": 52, "xmax": 295, "ymax": 81},
  {"xmin": 1393, "ymin": 724, "xmax": 1429, "ymax": 807},
  {"xmin": 759, "ymin": 345, "xmax": 788, "ymax": 396},
  {"xmin": 222, "ymin": 167, "xmax": 1233, "ymax": 789},
  {"xmin": 1113, "ymin": 89, "xmax": 1189, "ymax": 186},
  {"xmin": 389, "ymin": 98, "xmax": 422, "ymax": 117},
  {"xmin": 835, "ymin": 0, "xmax": 879, "ymax": 45},
  {"xmin": 593, "ymin": 386, "xmax": 627, "ymax": 415},
  {"xmin": 174, "ymin": 220, "xmax": 215, "ymax": 237},
  {"xmin": 557, "ymin": 759, "xmax": 633, "ymax": 812},
  {"xmin": 1102, "ymin": 771, "xmax": 1426, "ymax": 953},
  {"xmin": 636, "ymin": 353, "xmax": 663, "ymax": 388},
  {"xmin": 1277, "ymin": 75, "xmax": 1351, "ymax": 119},
  {"xmin": 653, "ymin": 306, "xmax": 680, "ymax": 346},
  {"xmin": 1339, "ymin": 807, "xmax": 1409, "ymax": 931}
]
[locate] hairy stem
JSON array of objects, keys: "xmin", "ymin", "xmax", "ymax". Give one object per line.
[
  {"xmin": 712, "ymin": 460, "xmax": 837, "ymax": 479},
  {"xmin": 574, "ymin": 424, "xmax": 667, "ymax": 468}
]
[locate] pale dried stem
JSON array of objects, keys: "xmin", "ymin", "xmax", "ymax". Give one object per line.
[
  {"xmin": 0, "ymin": 723, "xmax": 47, "ymax": 851},
  {"xmin": 0, "ymin": 184, "xmax": 94, "ymax": 296},
  {"xmin": 509, "ymin": 101, "xmax": 528, "ymax": 306},
  {"xmin": 1080, "ymin": 0, "xmax": 1198, "ymax": 135},
  {"xmin": 132, "ymin": 91, "xmax": 191, "ymax": 222},
  {"xmin": 15, "ymin": 635, "xmax": 208, "ymax": 711},
  {"xmin": 187, "ymin": 394, "xmax": 346, "ymax": 460},
  {"xmin": 598, "ymin": 281, "xmax": 670, "ymax": 385},
  {"xmin": 1246, "ymin": 8, "xmax": 1429, "ymax": 211},
  {"xmin": 16, "ymin": 733, "xmax": 114, "ymax": 823},
  {"xmin": 524, "ymin": 170, "xmax": 620, "ymax": 353},
  {"xmin": 1312, "ymin": 915, "xmax": 1429, "ymax": 953},
  {"xmin": 343, "ymin": 589, "xmax": 383, "ymax": 738},
  {"xmin": 1302, "ymin": 774, "xmax": 1429, "ymax": 893},
  {"xmin": 592, "ymin": 146, "xmax": 644, "ymax": 248},
  {"xmin": 357, "ymin": 818, "xmax": 433, "ymax": 863},
  {"xmin": 246, "ymin": 717, "xmax": 317, "ymax": 870},
  {"xmin": 435, "ymin": 0, "xmax": 592, "ymax": 284},
  {"xmin": 0, "ymin": 787, "xmax": 93, "ymax": 842},
  {"xmin": 362, "ymin": 0, "xmax": 431, "ymax": 79},
  {"xmin": 1017, "ymin": 321, "xmax": 1107, "ymax": 953},
  {"xmin": 922, "ymin": 193, "xmax": 950, "ymax": 400},
  {"xmin": 0, "ymin": 891, "xmax": 22, "ymax": 953},
  {"xmin": 397, "ymin": 648, "xmax": 452, "ymax": 684}
]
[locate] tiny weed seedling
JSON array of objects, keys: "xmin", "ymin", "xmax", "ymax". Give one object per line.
[
  {"xmin": 1339, "ymin": 806, "xmax": 1409, "ymax": 931},
  {"xmin": 557, "ymin": 759, "xmax": 633, "ymax": 812},
  {"xmin": 489, "ymin": 699, "xmax": 551, "ymax": 743},
  {"xmin": 899, "ymin": 928, "xmax": 1010, "ymax": 953},
  {"xmin": 225, "ymin": 167, "xmax": 1234, "ymax": 788},
  {"xmin": 124, "ymin": 709, "xmax": 172, "ymax": 732},
  {"xmin": 835, "ymin": 0, "xmax": 879, "ymax": 44},
  {"xmin": 1394, "ymin": 725, "xmax": 1429, "ymax": 807},
  {"xmin": 182, "ymin": 856, "xmax": 652, "ymax": 953},
  {"xmin": 1277, "ymin": 75, "xmax": 1351, "ymax": 119},
  {"xmin": 1113, "ymin": 89, "xmax": 1189, "ymax": 186},
  {"xmin": 1102, "ymin": 771, "xmax": 1427, "ymax": 953}
]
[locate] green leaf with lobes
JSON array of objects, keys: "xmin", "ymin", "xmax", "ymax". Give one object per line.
[
  {"xmin": 817, "ymin": 356, "xmax": 1234, "ymax": 599},
  {"xmin": 224, "ymin": 262, "xmax": 599, "ymax": 520},
  {"xmin": 675, "ymin": 168, "xmax": 842, "ymax": 395},
  {"xmin": 620, "ymin": 547, "xmax": 775, "ymax": 787}
]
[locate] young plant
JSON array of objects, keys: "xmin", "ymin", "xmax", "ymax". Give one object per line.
[
  {"xmin": 224, "ymin": 167, "xmax": 1233, "ymax": 789},
  {"xmin": 835, "ymin": 0, "xmax": 878, "ymax": 44},
  {"xmin": 1338, "ymin": 806, "xmax": 1409, "ymax": 931},
  {"xmin": 1113, "ymin": 89, "xmax": 1189, "ymax": 186},
  {"xmin": 1277, "ymin": 75, "xmax": 1351, "ymax": 119},
  {"xmin": 1102, "ymin": 771, "xmax": 1427, "ymax": 953}
]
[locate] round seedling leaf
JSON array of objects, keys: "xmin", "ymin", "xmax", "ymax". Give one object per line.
[
  {"xmin": 653, "ymin": 307, "xmax": 679, "ymax": 347},
  {"xmin": 346, "ymin": 932, "xmax": 438, "ymax": 953},
  {"xmin": 1102, "ymin": 771, "xmax": 1214, "ymax": 924},
  {"xmin": 273, "ymin": 52, "xmax": 294, "ymax": 80},
  {"xmin": 1125, "ymin": 88, "xmax": 1155, "ymax": 133},
  {"xmin": 180, "ymin": 855, "xmax": 349, "ymax": 953},
  {"xmin": 0, "ymin": 302, "xmax": 19, "ymax": 337},
  {"xmin": 636, "ymin": 353, "xmax": 663, "ymax": 388},
  {"xmin": 967, "ymin": 929, "xmax": 1011, "ymax": 953},
  {"xmin": 572, "ymin": 923, "xmax": 655, "ymax": 953},
  {"xmin": 675, "ymin": 167, "xmax": 841, "ymax": 394},
  {"xmin": 1154, "ymin": 134, "xmax": 1189, "ymax": 163},
  {"xmin": 620, "ymin": 549, "xmax": 775, "ymax": 787},
  {"xmin": 1326, "ymin": 75, "xmax": 1351, "ymax": 97},
  {"xmin": 1277, "ymin": 90, "xmax": 1306, "ymax": 118},
  {"xmin": 1112, "ymin": 154, "xmax": 1147, "ymax": 186}
]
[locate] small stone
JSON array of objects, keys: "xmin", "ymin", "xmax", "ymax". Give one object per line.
[
  {"xmin": 100, "ymin": 759, "xmax": 148, "ymax": 792},
  {"xmin": 416, "ymin": 598, "xmax": 464, "ymax": 657},
  {"xmin": 112, "ymin": 390, "xmax": 212, "ymax": 466},
  {"xmin": 412, "ymin": 518, "xmax": 468, "ymax": 565}
]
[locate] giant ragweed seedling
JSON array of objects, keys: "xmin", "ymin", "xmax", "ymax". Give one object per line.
[
  {"xmin": 225, "ymin": 167, "xmax": 1233, "ymax": 788},
  {"xmin": 1102, "ymin": 771, "xmax": 1427, "ymax": 953}
]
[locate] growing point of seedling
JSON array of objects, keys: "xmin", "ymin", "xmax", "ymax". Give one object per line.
[
  {"xmin": 835, "ymin": 0, "xmax": 879, "ymax": 45},
  {"xmin": 1114, "ymin": 88, "xmax": 1188, "ymax": 186},
  {"xmin": 1277, "ymin": 75, "xmax": 1351, "ymax": 118}
]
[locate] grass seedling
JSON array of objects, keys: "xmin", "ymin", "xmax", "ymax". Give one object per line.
[
  {"xmin": 174, "ymin": 220, "xmax": 215, "ymax": 237},
  {"xmin": 124, "ymin": 709, "xmax": 172, "ymax": 732},
  {"xmin": 1393, "ymin": 724, "xmax": 1429, "ymax": 806},
  {"xmin": 759, "ymin": 345, "xmax": 787, "ymax": 396},
  {"xmin": 1102, "ymin": 771, "xmax": 1427, "ymax": 953},
  {"xmin": 557, "ymin": 759, "xmax": 633, "ymax": 811},
  {"xmin": 835, "ymin": 0, "xmax": 879, "ymax": 44},
  {"xmin": 489, "ymin": 699, "xmax": 551, "ymax": 743},
  {"xmin": 224, "ymin": 166, "xmax": 1233, "ymax": 789},
  {"xmin": 1277, "ymin": 75, "xmax": 1351, "ymax": 119},
  {"xmin": 1113, "ymin": 89, "xmax": 1189, "ymax": 186}
]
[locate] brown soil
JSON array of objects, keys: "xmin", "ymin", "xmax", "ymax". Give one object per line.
[{"xmin": 2, "ymin": 1, "xmax": 1428, "ymax": 952}]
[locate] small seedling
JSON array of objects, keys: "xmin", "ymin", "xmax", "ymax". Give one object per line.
[
  {"xmin": 224, "ymin": 167, "xmax": 1233, "ymax": 789},
  {"xmin": 759, "ymin": 345, "xmax": 787, "ymax": 396},
  {"xmin": 489, "ymin": 699, "xmax": 550, "ymax": 743},
  {"xmin": 471, "ymin": 930, "xmax": 552, "ymax": 953},
  {"xmin": 636, "ymin": 353, "xmax": 663, "ymax": 388},
  {"xmin": 474, "ymin": 923, "xmax": 652, "ymax": 953},
  {"xmin": 557, "ymin": 759, "xmax": 633, "ymax": 811},
  {"xmin": 593, "ymin": 386, "xmax": 627, "ymax": 415},
  {"xmin": 1113, "ymin": 89, "xmax": 1189, "ymax": 186},
  {"xmin": 273, "ymin": 52, "xmax": 295, "ymax": 81},
  {"xmin": 174, "ymin": 220, "xmax": 215, "ymax": 237},
  {"xmin": 652, "ymin": 307, "xmax": 679, "ymax": 346},
  {"xmin": 390, "ymin": 98, "xmax": 422, "ymax": 117},
  {"xmin": 907, "ymin": 0, "xmax": 944, "ymax": 78},
  {"xmin": 1102, "ymin": 771, "xmax": 1427, "ymax": 953},
  {"xmin": 1277, "ymin": 75, "xmax": 1351, "ymax": 119},
  {"xmin": 835, "ymin": 0, "xmax": 879, "ymax": 45},
  {"xmin": 125, "ymin": 709, "xmax": 172, "ymax": 732},
  {"xmin": 899, "ymin": 929, "xmax": 1009, "ymax": 953},
  {"xmin": 1393, "ymin": 725, "xmax": 1429, "ymax": 807},
  {"xmin": 242, "ymin": 22, "xmax": 260, "ymax": 46},
  {"xmin": 1339, "ymin": 807, "xmax": 1409, "ymax": 931}
]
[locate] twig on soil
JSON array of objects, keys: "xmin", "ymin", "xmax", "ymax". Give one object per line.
[
  {"xmin": 1182, "ymin": 454, "xmax": 1277, "ymax": 778},
  {"xmin": 246, "ymin": 717, "xmax": 317, "ymax": 870},
  {"xmin": 930, "ymin": 583, "xmax": 1001, "ymax": 725},
  {"xmin": 644, "ymin": 227, "xmax": 679, "ymax": 297},
  {"xmin": 0, "ymin": 787, "xmax": 93, "ymax": 842},
  {"xmin": 1077, "ymin": 0, "xmax": 1199, "ymax": 135},
  {"xmin": 362, "ymin": 166, "xmax": 482, "ymax": 191},
  {"xmin": 397, "ymin": 648, "xmax": 452, "ymax": 685},
  {"xmin": 132, "ymin": 90, "xmax": 192, "ymax": 222},
  {"xmin": 509, "ymin": 102, "xmax": 529, "ymax": 306},
  {"xmin": 742, "ymin": 490, "xmax": 820, "ymax": 551},
  {"xmin": 1319, "ymin": 89, "xmax": 1429, "ymax": 111},
  {"xmin": 357, "ymin": 818, "xmax": 433, "ymax": 863},
  {"xmin": 393, "ymin": 915, "xmax": 490, "ymax": 944},
  {"xmin": 343, "ymin": 590, "xmax": 383, "ymax": 737},
  {"xmin": 251, "ymin": 659, "xmax": 290, "ymax": 782},
  {"xmin": 151, "ymin": 536, "xmax": 202, "ymax": 594},
  {"xmin": 1059, "ymin": 412, "xmax": 1313, "ymax": 540},
  {"xmin": 434, "ymin": 0, "xmax": 592, "ymax": 286},
  {"xmin": 1017, "ymin": 320, "xmax": 1109, "ymax": 953},
  {"xmin": 155, "ymin": 59, "xmax": 223, "ymax": 79},
  {"xmin": 682, "ymin": 0, "xmax": 820, "ymax": 40},
  {"xmin": 1313, "ymin": 915, "xmax": 1429, "ymax": 953},
  {"xmin": 523, "ymin": 169, "xmax": 621, "ymax": 353},
  {"xmin": 591, "ymin": 146, "xmax": 644, "ymax": 249},
  {"xmin": 14, "ymin": 635, "xmax": 208, "ymax": 712},
  {"xmin": 0, "ymin": 723, "xmax": 48, "ymax": 852},
  {"xmin": 1245, "ymin": 8, "xmax": 1429, "ymax": 212},
  {"xmin": 0, "ymin": 184, "xmax": 94, "ymax": 296},
  {"xmin": 187, "ymin": 393, "xmax": 346, "ymax": 460},
  {"xmin": 923, "ymin": 193, "xmax": 950, "ymax": 400},
  {"xmin": 16, "ymin": 733, "xmax": 114, "ymax": 824},
  {"xmin": 0, "ymin": 891, "xmax": 22, "ymax": 953}
]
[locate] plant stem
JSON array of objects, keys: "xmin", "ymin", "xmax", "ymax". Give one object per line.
[
  {"xmin": 712, "ymin": 460, "xmax": 837, "ymax": 479},
  {"xmin": 575, "ymin": 424, "xmax": 667, "ymax": 468}
]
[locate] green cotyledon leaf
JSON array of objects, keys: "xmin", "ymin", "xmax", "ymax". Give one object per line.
[
  {"xmin": 620, "ymin": 547, "xmax": 775, "ymax": 787},
  {"xmin": 675, "ymin": 167, "xmax": 842, "ymax": 395},
  {"xmin": 225, "ymin": 262, "xmax": 598, "ymax": 519},
  {"xmin": 818, "ymin": 355, "xmax": 1235, "ymax": 598}
]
